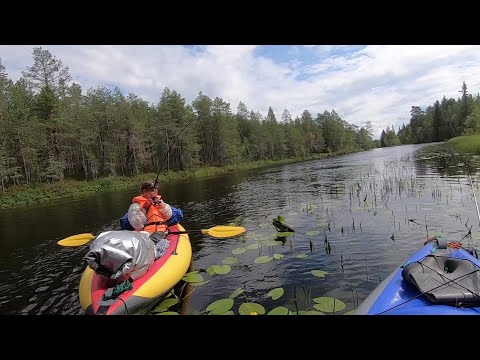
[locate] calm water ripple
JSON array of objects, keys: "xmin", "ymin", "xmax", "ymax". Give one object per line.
[{"xmin": 3, "ymin": 143, "xmax": 480, "ymax": 315}]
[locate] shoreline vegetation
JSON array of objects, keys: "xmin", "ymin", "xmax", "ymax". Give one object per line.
[
  {"xmin": 0, "ymin": 149, "xmax": 359, "ymax": 210},
  {"xmin": 2, "ymin": 135, "xmax": 478, "ymax": 210}
]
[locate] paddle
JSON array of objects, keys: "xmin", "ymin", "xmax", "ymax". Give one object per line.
[
  {"xmin": 169, "ymin": 226, "xmax": 246, "ymax": 239},
  {"xmin": 57, "ymin": 233, "xmax": 96, "ymax": 247},
  {"xmin": 57, "ymin": 225, "xmax": 246, "ymax": 247}
]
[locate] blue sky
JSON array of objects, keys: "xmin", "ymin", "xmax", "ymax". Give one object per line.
[{"xmin": 1, "ymin": 45, "xmax": 479, "ymax": 139}]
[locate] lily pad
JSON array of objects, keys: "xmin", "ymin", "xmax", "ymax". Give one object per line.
[
  {"xmin": 306, "ymin": 231, "xmax": 321, "ymax": 236},
  {"xmin": 294, "ymin": 253, "xmax": 308, "ymax": 259},
  {"xmin": 295, "ymin": 310, "xmax": 325, "ymax": 315},
  {"xmin": 206, "ymin": 265, "xmax": 217, "ymax": 275},
  {"xmin": 343, "ymin": 310, "xmax": 355, "ymax": 315},
  {"xmin": 312, "ymin": 297, "xmax": 346, "ymax": 313},
  {"xmin": 232, "ymin": 247, "xmax": 247, "ymax": 255},
  {"xmin": 229, "ymin": 288, "xmax": 244, "ymax": 299},
  {"xmin": 182, "ymin": 272, "xmax": 204, "ymax": 283},
  {"xmin": 206, "ymin": 298, "xmax": 234, "ymax": 315},
  {"xmin": 276, "ymin": 232, "xmax": 294, "ymax": 237},
  {"xmin": 311, "ymin": 270, "xmax": 328, "ymax": 278},
  {"xmin": 316, "ymin": 219, "xmax": 328, "ymax": 226},
  {"xmin": 214, "ymin": 265, "xmax": 231, "ymax": 275},
  {"xmin": 267, "ymin": 287, "xmax": 284, "ymax": 300},
  {"xmin": 222, "ymin": 257, "xmax": 239, "ymax": 265},
  {"xmin": 217, "ymin": 310, "xmax": 235, "ymax": 315},
  {"xmin": 254, "ymin": 256, "xmax": 274, "ymax": 264},
  {"xmin": 247, "ymin": 243, "xmax": 261, "ymax": 250},
  {"xmin": 155, "ymin": 311, "xmax": 179, "ymax": 315},
  {"xmin": 190, "ymin": 280, "xmax": 211, "ymax": 287},
  {"xmin": 239, "ymin": 302, "xmax": 266, "ymax": 315},
  {"xmin": 153, "ymin": 298, "xmax": 178, "ymax": 312},
  {"xmin": 273, "ymin": 254, "xmax": 285, "ymax": 260},
  {"xmin": 267, "ymin": 306, "xmax": 290, "ymax": 315}
]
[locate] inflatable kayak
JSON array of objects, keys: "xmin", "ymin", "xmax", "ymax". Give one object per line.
[
  {"xmin": 79, "ymin": 223, "xmax": 192, "ymax": 315},
  {"xmin": 354, "ymin": 238, "xmax": 480, "ymax": 315}
]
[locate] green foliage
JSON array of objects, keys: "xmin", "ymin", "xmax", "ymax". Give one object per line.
[
  {"xmin": 206, "ymin": 298, "xmax": 234, "ymax": 314},
  {"xmin": 311, "ymin": 270, "xmax": 328, "ymax": 278},
  {"xmin": 239, "ymin": 302, "xmax": 266, "ymax": 315},
  {"xmin": 182, "ymin": 271, "xmax": 204, "ymax": 283},
  {"xmin": 312, "ymin": 297, "xmax": 346, "ymax": 313},
  {"xmin": 267, "ymin": 288, "xmax": 284, "ymax": 300},
  {"xmin": 232, "ymin": 247, "xmax": 247, "ymax": 255},
  {"xmin": 229, "ymin": 288, "xmax": 244, "ymax": 299},
  {"xmin": 254, "ymin": 256, "xmax": 274, "ymax": 264},
  {"xmin": 449, "ymin": 135, "xmax": 480, "ymax": 155},
  {"xmin": 267, "ymin": 306, "xmax": 290, "ymax": 315},
  {"xmin": 222, "ymin": 257, "xmax": 239, "ymax": 265}
]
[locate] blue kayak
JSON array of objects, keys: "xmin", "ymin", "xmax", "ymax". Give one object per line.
[{"xmin": 354, "ymin": 240, "xmax": 480, "ymax": 315}]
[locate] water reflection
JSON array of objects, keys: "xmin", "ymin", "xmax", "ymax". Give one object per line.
[{"xmin": 3, "ymin": 142, "xmax": 480, "ymax": 315}]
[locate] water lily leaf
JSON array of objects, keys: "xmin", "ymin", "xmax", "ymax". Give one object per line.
[
  {"xmin": 206, "ymin": 265, "xmax": 218, "ymax": 275},
  {"xmin": 155, "ymin": 311, "xmax": 179, "ymax": 315},
  {"xmin": 214, "ymin": 265, "xmax": 231, "ymax": 275},
  {"xmin": 274, "ymin": 215, "xmax": 286, "ymax": 223},
  {"xmin": 182, "ymin": 272, "xmax": 204, "ymax": 283},
  {"xmin": 190, "ymin": 280, "xmax": 211, "ymax": 287},
  {"xmin": 217, "ymin": 310, "xmax": 235, "ymax": 315},
  {"xmin": 254, "ymin": 256, "xmax": 274, "ymax": 264},
  {"xmin": 296, "ymin": 310, "xmax": 324, "ymax": 315},
  {"xmin": 239, "ymin": 302, "xmax": 266, "ymax": 315},
  {"xmin": 222, "ymin": 257, "xmax": 239, "ymax": 265},
  {"xmin": 294, "ymin": 253, "xmax": 308, "ymax": 259},
  {"xmin": 267, "ymin": 287, "xmax": 284, "ymax": 300},
  {"xmin": 311, "ymin": 270, "xmax": 328, "ymax": 278},
  {"xmin": 247, "ymin": 243, "xmax": 261, "ymax": 250},
  {"xmin": 206, "ymin": 298, "xmax": 234, "ymax": 315},
  {"xmin": 276, "ymin": 232, "xmax": 294, "ymax": 237},
  {"xmin": 312, "ymin": 297, "xmax": 346, "ymax": 312},
  {"xmin": 232, "ymin": 247, "xmax": 247, "ymax": 255},
  {"xmin": 273, "ymin": 254, "xmax": 285, "ymax": 259},
  {"xmin": 229, "ymin": 288, "xmax": 244, "ymax": 299},
  {"xmin": 153, "ymin": 298, "xmax": 178, "ymax": 312},
  {"xmin": 343, "ymin": 310, "xmax": 355, "ymax": 315},
  {"xmin": 306, "ymin": 231, "xmax": 320, "ymax": 236},
  {"xmin": 316, "ymin": 219, "xmax": 328, "ymax": 226},
  {"xmin": 267, "ymin": 306, "xmax": 290, "ymax": 315}
]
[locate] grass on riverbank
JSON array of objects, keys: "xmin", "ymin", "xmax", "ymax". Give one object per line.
[
  {"xmin": 0, "ymin": 149, "xmax": 362, "ymax": 210},
  {"xmin": 449, "ymin": 135, "xmax": 480, "ymax": 155}
]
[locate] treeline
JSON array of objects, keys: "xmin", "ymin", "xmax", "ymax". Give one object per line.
[
  {"xmin": 380, "ymin": 82, "xmax": 480, "ymax": 147},
  {"xmin": 0, "ymin": 47, "xmax": 377, "ymax": 193}
]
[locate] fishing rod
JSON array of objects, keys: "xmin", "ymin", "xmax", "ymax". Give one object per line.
[
  {"xmin": 468, "ymin": 172, "xmax": 480, "ymax": 227},
  {"xmin": 464, "ymin": 155, "xmax": 480, "ymax": 227},
  {"xmin": 153, "ymin": 116, "xmax": 198, "ymax": 190}
]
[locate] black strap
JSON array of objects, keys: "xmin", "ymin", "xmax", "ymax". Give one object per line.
[{"xmin": 144, "ymin": 221, "xmax": 167, "ymax": 227}]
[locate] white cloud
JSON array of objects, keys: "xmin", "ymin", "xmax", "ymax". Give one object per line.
[{"xmin": 1, "ymin": 44, "xmax": 479, "ymax": 139}]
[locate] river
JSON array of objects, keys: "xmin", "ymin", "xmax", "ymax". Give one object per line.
[{"xmin": 1, "ymin": 142, "xmax": 480, "ymax": 315}]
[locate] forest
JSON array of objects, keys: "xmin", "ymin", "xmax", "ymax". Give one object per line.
[
  {"xmin": 0, "ymin": 47, "xmax": 378, "ymax": 193},
  {"xmin": 379, "ymin": 82, "xmax": 480, "ymax": 147}
]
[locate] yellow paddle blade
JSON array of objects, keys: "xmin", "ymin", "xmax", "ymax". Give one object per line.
[
  {"xmin": 57, "ymin": 233, "xmax": 96, "ymax": 246},
  {"xmin": 201, "ymin": 226, "xmax": 246, "ymax": 238}
]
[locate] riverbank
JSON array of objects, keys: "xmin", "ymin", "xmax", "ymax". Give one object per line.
[
  {"xmin": 449, "ymin": 135, "xmax": 480, "ymax": 155},
  {"xmin": 0, "ymin": 148, "xmax": 363, "ymax": 209}
]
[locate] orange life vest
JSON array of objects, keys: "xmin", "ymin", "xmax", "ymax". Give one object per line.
[{"xmin": 132, "ymin": 195, "xmax": 167, "ymax": 233}]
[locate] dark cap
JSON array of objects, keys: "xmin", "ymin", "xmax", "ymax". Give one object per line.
[{"xmin": 141, "ymin": 181, "xmax": 155, "ymax": 192}]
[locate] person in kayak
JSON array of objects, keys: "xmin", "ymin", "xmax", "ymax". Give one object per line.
[{"xmin": 127, "ymin": 181, "xmax": 173, "ymax": 233}]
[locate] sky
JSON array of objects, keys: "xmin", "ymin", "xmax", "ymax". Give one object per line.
[{"xmin": 1, "ymin": 45, "xmax": 479, "ymax": 139}]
